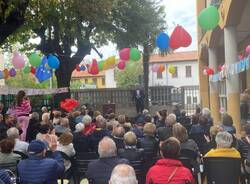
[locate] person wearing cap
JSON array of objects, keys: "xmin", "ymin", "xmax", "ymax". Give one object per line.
[
  {"xmin": 17, "ymin": 140, "xmax": 65, "ymax": 184},
  {"xmin": 131, "ymin": 116, "xmax": 145, "ymax": 138}
]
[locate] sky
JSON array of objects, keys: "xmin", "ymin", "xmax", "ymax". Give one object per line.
[{"xmin": 86, "ymin": 0, "xmax": 197, "ymax": 61}]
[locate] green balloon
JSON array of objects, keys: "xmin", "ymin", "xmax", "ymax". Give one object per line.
[
  {"xmin": 130, "ymin": 48, "xmax": 141, "ymax": 61},
  {"xmin": 98, "ymin": 60, "xmax": 104, "ymax": 70},
  {"xmin": 198, "ymin": 6, "xmax": 220, "ymax": 31},
  {"xmin": 23, "ymin": 66, "xmax": 30, "ymax": 74},
  {"xmin": 29, "ymin": 53, "xmax": 41, "ymax": 67}
]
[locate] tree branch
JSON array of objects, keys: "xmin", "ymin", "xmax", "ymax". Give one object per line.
[{"xmin": 0, "ymin": 0, "xmax": 29, "ymax": 45}]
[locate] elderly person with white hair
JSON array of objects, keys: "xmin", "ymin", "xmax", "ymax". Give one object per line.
[
  {"xmin": 72, "ymin": 123, "xmax": 90, "ymax": 153},
  {"xmin": 90, "ymin": 115, "xmax": 109, "ymax": 152},
  {"xmin": 204, "ymin": 131, "xmax": 240, "ymax": 158},
  {"xmin": 109, "ymin": 164, "xmax": 138, "ymax": 184},
  {"xmin": 86, "ymin": 137, "xmax": 129, "ymax": 184},
  {"xmin": 82, "ymin": 115, "xmax": 96, "ymax": 136},
  {"xmin": 7, "ymin": 127, "xmax": 29, "ymax": 154},
  {"xmin": 157, "ymin": 114, "xmax": 177, "ymax": 142},
  {"xmin": 202, "ymin": 107, "xmax": 213, "ymax": 126}
]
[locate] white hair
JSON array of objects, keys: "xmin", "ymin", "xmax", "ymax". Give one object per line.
[
  {"xmin": 75, "ymin": 123, "xmax": 85, "ymax": 132},
  {"xmin": 98, "ymin": 137, "xmax": 117, "ymax": 158},
  {"xmin": 82, "ymin": 115, "xmax": 92, "ymax": 125},
  {"xmin": 7, "ymin": 127, "xmax": 19, "ymax": 139},
  {"xmin": 110, "ymin": 164, "xmax": 138, "ymax": 184},
  {"xmin": 166, "ymin": 114, "xmax": 176, "ymax": 126},
  {"xmin": 202, "ymin": 108, "xmax": 211, "ymax": 116},
  {"xmin": 215, "ymin": 131, "xmax": 233, "ymax": 148}
]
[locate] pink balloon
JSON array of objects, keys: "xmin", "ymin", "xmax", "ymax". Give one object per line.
[
  {"xmin": 119, "ymin": 48, "xmax": 130, "ymax": 61},
  {"xmin": 12, "ymin": 52, "xmax": 25, "ymax": 69},
  {"xmin": 117, "ymin": 60, "xmax": 126, "ymax": 70},
  {"xmin": 152, "ymin": 64, "xmax": 160, "ymax": 72},
  {"xmin": 246, "ymin": 45, "xmax": 250, "ymax": 55}
]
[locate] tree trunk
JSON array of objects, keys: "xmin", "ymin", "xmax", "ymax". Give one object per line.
[
  {"xmin": 53, "ymin": 56, "xmax": 73, "ymax": 108},
  {"xmin": 143, "ymin": 44, "xmax": 150, "ymax": 109}
]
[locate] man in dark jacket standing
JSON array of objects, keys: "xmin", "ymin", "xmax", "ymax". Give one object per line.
[
  {"xmin": 87, "ymin": 137, "xmax": 128, "ymax": 184},
  {"xmin": 132, "ymin": 88, "xmax": 145, "ymax": 114},
  {"xmin": 17, "ymin": 140, "xmax": 65, "ymax": 184}
]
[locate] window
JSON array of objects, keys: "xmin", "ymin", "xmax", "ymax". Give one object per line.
[
  {"xmin": 193, "ymin": 97, "xmax": 197, "ymax": 104},
  {"xmin": 187, "ymin": 96, "xmax": 192, "ymax": 104},
  {"xmin": 172, "ymin": 67, "xmax": 178, "ymax": 78},
  {"xmin": 186, "ymin": 66, "xmax": 192, "ymax": 78},
  {"xmin": 157, "ymin": 71, "xmax": 163, "ymax": 79},
  {"xmin": 93, "ymin": 78, "xmax": 97, "ymax": 85},
  {"xmin": 102, "ymin": 77, "xmax": 105, "ymax": 86}
]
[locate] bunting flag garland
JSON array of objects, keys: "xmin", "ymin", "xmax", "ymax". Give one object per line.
[{"xmin": 209, "ymin": 56, "xmax": 250, "ymax": 82}]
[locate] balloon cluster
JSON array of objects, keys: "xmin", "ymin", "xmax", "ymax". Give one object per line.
[
  {"xmin": 74, "ymin": 48, "xmax": 141, "ymax": 73},
  {"xmin": 118, "ymin": 48, "xmax": 141, "ymax": 70},
  {"xmin": 3, "ymin": 51, "xmax": 61, "ymax": 82},
  {"xmin": 156, "ymin": 25, "xmax": 192, "ymax": 52},
  {"xmin": 60, "ymin": 98, "xmax": 79, "ymax": 112},
  {"xmin": 151, "ymin": 64, "xmax": 176, "ymax": 75},
  {"xmin": 152, "ymin": 64, "xmax": 165, "ymax": 73}
]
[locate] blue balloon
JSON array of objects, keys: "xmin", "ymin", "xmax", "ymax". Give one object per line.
[
  {"xmin": 0, "ymin": 71, "xmax": 3, "ymax": 79},
  {"xmin": 80, "ymin": 65, "xmax": 86, "ymax": 71},
  {"xmin": 156, "ymin": 32, "xmax": 170, "ymax": 50},
  {"xmin": 47, "ymin": 55, "xmax": 60, "ymax": 69}
]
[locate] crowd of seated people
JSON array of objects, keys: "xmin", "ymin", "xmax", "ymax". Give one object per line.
[{"xmin": 1, "ymin": 100, "xmax": 250, "ymax": 184}]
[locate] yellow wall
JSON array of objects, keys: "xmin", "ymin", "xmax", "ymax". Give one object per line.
[
  {"xmin": 76, "ymin": 77, "xmax": 105, "ymax": 88},
  {"xmin": 197, "ymin": 0, "xmax": 247, "ymax": 133}
]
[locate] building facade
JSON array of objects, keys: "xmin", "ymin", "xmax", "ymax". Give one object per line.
[
  {"xmin": 71, "ymin": 68, "xmax": 116, "ymax": 89},
  {"xmin": 197, "ymin": 0, "xmax": 250, "ymax": 132},
  {"xmin": 149, "ymin": 51, "xmax": 198, "ymax": 87}
]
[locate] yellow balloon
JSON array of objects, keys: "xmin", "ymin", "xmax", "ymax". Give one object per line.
[
  {"xmin": 107, "ymin": 56, "xmax": 116, "ymax": 66},
  {"xmin": 168, "ymin": 65, "xmax": 176, "ymax": 74}
]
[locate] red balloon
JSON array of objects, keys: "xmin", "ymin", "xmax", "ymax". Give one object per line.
[
  {"xmin": 170, "ymin": 25, "xmax": 192, "ymax": 50},
  {"xmin": 206, "ymin": 67, "xmax": 214, "ymax": 75},
  {"xmin": 30, "ymin": 67, "xmax": 36, "ymax": 74},
  {"xmin": 60, "ymin": 98, "xmax": 79, "ymax": 112},
  {"xmin": 75, "ymin": 65, "xmax": 81, "ymax": 72},
  {"xmin": 117, "ymin": 60, "xmax": 126, "ymax": 70},
  {"xmin": 88, "ymin": 59, "xmax": 99, "ymax": 75},
  {"xmin": 119, "ymin": 48, "xmax": 130, "ymax": 61}
]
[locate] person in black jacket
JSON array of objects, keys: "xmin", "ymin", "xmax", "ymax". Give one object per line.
[
  {"xmin": 90, "ymin": 115, "xmax": 109, "ymax": 152},
  {"xmin": 73, "ymin": 123, "xmax": 90, "ymax": 153},
  {"xmin": 132, "ymin": 88, "xmax": 145, "ymax": 114},
  {"xmin": 110, "ymin": 126, "xmax": 125, "ymax": 149},
  {"xmin": 138, "ymin": 123, "xmax": 158, "ymax": 158},
  {"xmin": 26, "ymin": 112, "xmax": 40, "ymax": 142},
  {"xmin": 86, "ymin": 137, "xmax": 128, "ymax": 184},
  {"xmin": 237, "ymin": 124, "xmax": 250, "ymax": 159},
  {"xmin": 118, "ymin": 131, "xmax": 144, "ymax": 161}
]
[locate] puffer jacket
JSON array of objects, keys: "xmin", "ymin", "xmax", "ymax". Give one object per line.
[
  {"xmin": 17, "ymin": 151, "xmax": 64, "ymax": 184},
  {"xmin": 146, "ymin": 159, "xmax": 195, "ymax": 184}
]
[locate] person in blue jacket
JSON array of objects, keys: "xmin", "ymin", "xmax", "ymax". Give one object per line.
[{"xmin": 17, "ymin": 140, "xmax": 65, "ymax": 184}]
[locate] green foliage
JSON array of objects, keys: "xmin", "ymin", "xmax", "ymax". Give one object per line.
[
  {"xmin": 70, "ymin": 80, "xmax": 82, "ymax": 89},
  {"xmin": 115, "ymin": 62, "xmax": 143, "ymax": 88},
  {"xmin": 5, "ymin": 70, "xmax": 57, "ymax": 89}
]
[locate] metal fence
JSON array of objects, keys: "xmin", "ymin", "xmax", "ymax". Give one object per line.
[{"xmin": 1, "ymin": 85, "xmax": 199, "ymax": 116}]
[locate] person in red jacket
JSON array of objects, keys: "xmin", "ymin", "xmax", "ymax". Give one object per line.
[{"xmin": 146, "ymin": 137, "xmax": 195, "ymax": 184}]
